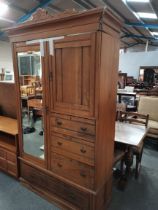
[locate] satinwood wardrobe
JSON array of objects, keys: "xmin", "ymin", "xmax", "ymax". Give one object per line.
[{"xmin": 7, "ymin": 8, "xmax": 122, "ymax": 210}]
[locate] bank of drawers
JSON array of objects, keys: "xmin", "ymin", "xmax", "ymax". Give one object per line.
[
  {"xmin": 0, "ymin": 148, "xmax": 17, "ymax": 176},
  {"xmin": 50, "ymin": 113, "xmax": 95, "ymax": 189}
]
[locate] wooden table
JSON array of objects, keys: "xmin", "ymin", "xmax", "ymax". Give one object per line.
[
  {"xmin": 27, "ymin": 98, "xmax": 42, "ymax": 110},
  {"xmin": 115, "ymin": 121, "xmax": 147, "ymax": 176},
  {"xmin": 115, "ymin": 121, "xmax": 147, "ymax": 146},
  {"xmin": 0, "ymin": 116, "xmax": 18, "ymax": 135},
  {"xmin": 0, "ymin": 116, "xmax": 18, "ymax": 177},
  {"xmin": 27, "ymin": 99, "xmax": 43, "ymax": 130}
]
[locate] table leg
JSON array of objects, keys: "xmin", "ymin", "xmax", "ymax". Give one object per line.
[
  {"xmin": 116, "ymin": 146, "xmax": 133, "ymax": 190},
  {"xmin": 124, "ymin": 146, "xmax": 133, "ymax": 175}
]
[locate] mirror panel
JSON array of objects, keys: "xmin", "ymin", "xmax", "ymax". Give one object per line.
[{"xmin": 18, "ymin": 51, "xmax": 44, "ymax": 160}]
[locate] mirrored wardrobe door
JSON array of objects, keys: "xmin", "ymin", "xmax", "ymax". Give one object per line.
[{"xmin": 17, "ymin": 45, "xmax": 45, "ymax": 160}]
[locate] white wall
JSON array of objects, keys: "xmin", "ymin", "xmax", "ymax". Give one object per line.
[
  {"xmin": 119, "ymin": 51, "xmax": 158, "ymax": 79},
  {"xmin": 0, "ymin": 41, "xmax": 13, "ymax": 73}
]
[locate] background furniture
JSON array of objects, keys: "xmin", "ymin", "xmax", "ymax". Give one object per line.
[
  {"xmin": 138, "ymin": 96, "xmax": 158, "ymax": 140},
  {"xmin": 19, "ymin": 75, "xmax": 38, "ymax": 86},
  {"xmin": 0, "ymin": 83, "xmax": 18, "ymax": 177},
  {"xmin": 117, "ymin": 92, "xmax": 137, "ymax": 111},
  {"xmin": 139, "ymin": 66, "xmax": 158, "ymax": 86},
  {"xmin": 126, "ymin": 76, "xmax": 134, "ymax": 86},
  {"xmin": 0, "ymin": 82, "xmax": 17, "ymax": 119},
  {"xmin": 9, "ymin": 8, "xmax": 122, "ymax": 210},
  {"xmin": 0, "ymin": 73, "xmax": 5, "ymax": 81},
  {"xmin": 118, "ymin": 73, "xmax": 127, "ymax": 88},
  {"xmin": 0, "ymin": 116, "xmax": 18, "ymax": 177},
  {"xmin": 124, "ymin": 86, "xmax": 134, "ymax": 92}
]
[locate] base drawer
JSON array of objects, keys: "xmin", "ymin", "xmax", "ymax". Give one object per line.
[
  {"xmin": 0, "ymin": 148, "xmax": 6, "ymax": 159},
  {"xmin": 51, "ymin": 153, "xmax": 94, "ymax": 189},
  {"xmin": 0, "ymin": 157, "xmax": 7, "ymax": 171},
  {"xmin": 7, "ymin": 151, "xmax": 16, "ymax": 163},
  {"xmin": 20, "ymin": 161, "xmax": 90, "ymax": 210},
  {"xmin": 7, "ymin": 161, "xmax": 17, "ymax": 176}
]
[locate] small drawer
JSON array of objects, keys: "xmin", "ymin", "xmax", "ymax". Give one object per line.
[
  {"xmin": 51, "ymin": 134, "xmax": 94, "ymax": 166},
  {"xmin": 7, "ymin": 162, "xmax": 17, "ymax": 176},
  {"xmin": 0, "ymin": 157, "xmax": 7, "ymax": 171},
  {"xmin": 51, "ymin": 153, "xmax": 94, "ymax": 189},
  {"xmin": 7, "ymin": 152, "xmax": 16, "ymax": 163},
  {"xmin": 51, "ymin": 116, "xmax": 96, "ymax": 136},
  {"xmin": 0, "ymin": 148, "xmax": 6, "ymax": 159}
]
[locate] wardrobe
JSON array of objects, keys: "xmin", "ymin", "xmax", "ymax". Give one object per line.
[{"xmin": 8, "ymin": 8, "xmax": 122, "ymax": 210}]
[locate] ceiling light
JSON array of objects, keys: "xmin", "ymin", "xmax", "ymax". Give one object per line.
[
  {"xmin": 126, "ymin": 0, "xmax": 150, "ymax": 2},
  {"xmin": 151, "ymin": 32, "xmax": 158, "ymax": 36},
  {"xmin": 0, "ymin": 2, "xmax": 8, "ymax": 16},
  {"xmin": 137, "ymin": 12, "xmax": 157, "ymax": 19}
]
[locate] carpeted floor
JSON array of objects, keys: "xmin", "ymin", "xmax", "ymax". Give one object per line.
[
  {"xmin": 0, "ymin": 147, "xmax": 157, "ymax": 210},
  {"xmin": 108, "ymin": 146, "xmax": 158, "ymax": 210}
]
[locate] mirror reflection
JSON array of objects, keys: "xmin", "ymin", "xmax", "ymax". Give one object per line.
[{"xmin": 18, "ymin": 51, "xmax": 44, "ymax": 159}]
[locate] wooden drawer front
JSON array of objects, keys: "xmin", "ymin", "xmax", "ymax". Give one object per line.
[
  {"xmin": 0, "ymin": 149, "xmax": 17, "ymax": 177},
  {"xmin": 52, "ymin": 117, "xmax": 96, "ymax": 136},
  {"xmin": 0, "ymin": 157, "xmax": 7, "ymax": 171},
  {"xmin": 7, "ymin": 162, "xmax": 17, "ymax": 175},
  {"xmin": 7, "ymin": 152, "xmax": 16, "ymax": 163},
  {"xmin": 51, "ymin": 134, "xmax": 94, "ymax": 166},
  {"xmin": 0, "ymin": 149, "xmax": 6, "ymax": 159},
  {"xmin": 21, "ymin": 162, "xmax": 90, "ymax": 210},
  {"xmin": 51, "ymin": 153, "xmax": 94, "ymax": 189}
]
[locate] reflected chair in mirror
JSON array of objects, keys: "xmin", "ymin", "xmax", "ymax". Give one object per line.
[
  {"xmin": 120, "ymin": 111, "xmax": 149, "ymax": 178},
  {"xmin": 20, "ymin": 85, "xmax": 36, "ymax": 119},
  {"xmin": 32, "ymin": 81, "xmax": 43, "ymax": 99},
  {"xmin": 27, "ymin": 99, "xmax": 43, "ymax": 135}
]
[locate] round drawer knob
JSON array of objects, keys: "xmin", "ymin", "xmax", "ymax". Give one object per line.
[
  {"xmin": 57, "ymin": 163, "xmax": 63, "ymax": 168},
  {"xmin": 56, "ymin": 121, "xmax": 62, "ymax": 126},
  {"xmin": 80, "ymin": 171, "xmax": 87, "ymax": 178},
  {"xmin": 80, "ymin": 147, "xmax": 86, "ymax": 154},
  {"xmin": 57, "ymin": 142, "xmax": 63, "ymax": 146},
  {"xmin": 80, "ymin": 127, "xmax": 87, "ymax": 132}
]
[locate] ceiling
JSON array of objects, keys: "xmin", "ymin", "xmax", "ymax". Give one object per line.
[{"xmin": 0, "ymin": 0, "xmax": 158, "ymax": 49}]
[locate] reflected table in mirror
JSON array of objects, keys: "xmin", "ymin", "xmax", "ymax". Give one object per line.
[{"xmin": 22, "ymin": 98, "xmax": 44, "ymax": 159}]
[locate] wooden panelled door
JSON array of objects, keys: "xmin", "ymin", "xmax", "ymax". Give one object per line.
[{"xmin": 49, "ymin": 33, "xmax": 96, "ymax": 118}]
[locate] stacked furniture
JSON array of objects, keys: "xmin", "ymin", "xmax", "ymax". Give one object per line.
[
  {"xmin": 0, "ymin": 82, "xmax": 18, "ymax": 177},
  {"xmin": 0, "ymin": 116, "xmax": 18, "ymax": 177},
  {"xmin": 8, "ymin": 8, "xmax": 122, "ymax": 210},
  {"xmin": 138, "ymin": 96, "xmax": 158, "ymax": 139}
]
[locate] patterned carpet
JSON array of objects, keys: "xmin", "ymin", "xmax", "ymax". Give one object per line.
[
  {"xmin": 0, "ymin": 172, "xmax": 60, "ymax": 210},
  {"xmin": 109, "ymin": 146, "xmax": 158, "ymax": 210},
  {"xmin": 0, "ymin": 146, "xmax": 157, "ymax": 210}
]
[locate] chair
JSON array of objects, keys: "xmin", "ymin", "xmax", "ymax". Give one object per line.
[
  {"xmin": 32, "ymin": 81, "xmax": 43, "ymax": 98},
  {"xmin": 120, "ymin": 111, "xmax": 149, "ymax": 178},
  {"xmin": 138, "ymin": 96, "xmax": 158, "ymax": 140},
  {"xmin": 20, "ymin": 85, "xmax": 36, "ymax": 119},
  {"xmin": 113, "ymin": 143, "xmax": 126, "ymax": 175},
  {"xmin": 116, "ymin": 102, "xmax": 126, "ymax": 121},
  {"xmin": 113, "ymin": 103, "xmax": 127, "ymax": 175}
]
